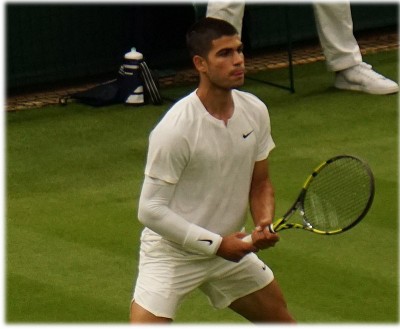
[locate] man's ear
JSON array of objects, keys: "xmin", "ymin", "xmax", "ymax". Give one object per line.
[{"xmin": 193, "ymin": 55, "xmax": 207, "ymax": 73}]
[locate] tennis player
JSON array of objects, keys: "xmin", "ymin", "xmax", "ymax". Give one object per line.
[{"xmin": 130, "ymin": 17, "xmax": 295, "ymax": 323}]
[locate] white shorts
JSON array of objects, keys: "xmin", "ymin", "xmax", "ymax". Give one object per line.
[{"xmin": 132, "ymin": 237, "xmax": 274, "ymax": 319}]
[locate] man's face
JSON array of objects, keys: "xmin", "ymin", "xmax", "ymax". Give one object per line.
[{"xmin": 201, "ymin": 34, "xmax": 245, "ymax": 90}]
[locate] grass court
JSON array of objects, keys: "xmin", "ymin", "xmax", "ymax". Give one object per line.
[{"xmin": 6, "ymin": 50, "xmax": 398, "ymax": 323}]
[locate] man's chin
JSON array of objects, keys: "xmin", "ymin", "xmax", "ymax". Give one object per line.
[{"xmin": 230, "ymin": 77, "xmax": 245, "ymax": 89}]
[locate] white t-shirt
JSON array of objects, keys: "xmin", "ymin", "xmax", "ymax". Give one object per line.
[{"xmin": 144, "ymin": 89, "xmax": 275, "ymax": 237}]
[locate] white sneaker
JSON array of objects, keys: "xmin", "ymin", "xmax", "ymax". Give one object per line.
[{"xmin": 334, "ymin": 62, "xmax": 399, "ymax": 95}]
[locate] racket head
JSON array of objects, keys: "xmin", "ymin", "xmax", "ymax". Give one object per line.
[{"xmin": 298, "ymin": 155, "xmax": 375, "ymax": 234}]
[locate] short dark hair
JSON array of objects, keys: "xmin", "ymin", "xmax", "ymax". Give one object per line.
[{"xmin": 186, "ymin": 17, "xmax": 238, "ymax": 58}]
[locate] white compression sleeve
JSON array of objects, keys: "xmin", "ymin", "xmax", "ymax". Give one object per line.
[{"xmin": 138, "ymin": 176, "xmax": 223, "ymax": 255}]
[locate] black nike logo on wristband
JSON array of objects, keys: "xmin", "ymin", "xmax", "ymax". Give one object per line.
[
  {"xmin": 198, "ymin": 239, "xmax": 213, "ymax": 245},
  {"xmin": 243, "ymin": 130, "xmax": 254, "ymax": 139}
]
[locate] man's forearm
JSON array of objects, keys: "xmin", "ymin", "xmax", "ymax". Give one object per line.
[
  {"xmin": 249, "ymin": 177, "xmax": 275, "ymax": 228},
  {"xmin": 138, "ymin": 175, "xmax": 222, "ymax": 255}
]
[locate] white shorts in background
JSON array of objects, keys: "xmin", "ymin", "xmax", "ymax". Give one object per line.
[{"xmin": 132, "ymin": 237, "xmax": 274, "ymax": 320}]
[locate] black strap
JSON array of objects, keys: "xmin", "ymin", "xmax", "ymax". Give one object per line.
[{"xmin": 139, "ymin": 61, "xmax": 163, "ymax": 105}]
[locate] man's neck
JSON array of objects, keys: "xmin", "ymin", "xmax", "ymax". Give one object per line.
[{"xmin": 196, "ymin": 86, "xmax": 234, "ymax": 126}]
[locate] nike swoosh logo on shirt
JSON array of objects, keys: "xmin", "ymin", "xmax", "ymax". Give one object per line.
[
  {"xmin": 198, "ymin": 239, "xmax": 213, "ymax": 245},
  {"xmin": 243, "ymin": 130, "xmax": 254, "ymax": 139}
]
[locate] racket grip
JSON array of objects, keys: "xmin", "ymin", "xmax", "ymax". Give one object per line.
[
  {"xmin": 268, "ymin": 223, "xmax": 276, "ymax": 233},
  {"xmin": 242, "ymin": 234, "xmax": 253, "ymax": 243},
  {"xmin": 242, "ymin": 223, "xmax": 276, "ymax": 243}
]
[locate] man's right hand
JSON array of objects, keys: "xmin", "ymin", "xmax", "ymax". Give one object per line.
[{"xmin": 216, "ymin": 232, "xmax": 258, "ymax": 262}]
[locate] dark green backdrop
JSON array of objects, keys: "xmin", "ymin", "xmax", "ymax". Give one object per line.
[{"xmin": 6, "ymin": 3, "xmax": 398, "ymax": 90}]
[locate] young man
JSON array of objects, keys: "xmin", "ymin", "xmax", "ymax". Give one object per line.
[{"xmin": 130, "ymin": 17, "xmax": 295, "ymax": 323}]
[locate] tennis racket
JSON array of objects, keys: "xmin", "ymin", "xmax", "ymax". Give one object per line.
[{"xmin": 243, "ymin": 155, "xmax": 374, "ymax": 243}]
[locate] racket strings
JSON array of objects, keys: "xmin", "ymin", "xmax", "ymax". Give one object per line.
[{"xmin": 303, "ymin": 157, "xmax": 373, "ymax": 231}]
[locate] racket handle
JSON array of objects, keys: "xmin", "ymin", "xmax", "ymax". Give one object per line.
[
  {"xmin": 268, "ymin": 223, "xmax": 276, "ymax": 233},
  {"xmin": 242, "ymin": 234, "xmax": 253, "ymax": 243},
  {"xmin": 242, "ymin": 224, "xmax": 276, "ymax": 244}
]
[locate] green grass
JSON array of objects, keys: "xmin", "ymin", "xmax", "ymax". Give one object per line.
[{"xmin": 6, "ymin": 50, "xmax": 398, "ymax": 323}]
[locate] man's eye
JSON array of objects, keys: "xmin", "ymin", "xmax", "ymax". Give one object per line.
[
  {"xmin": 217, "ymin": 47, "xmax": 243, "ymax": 57},
  {"xmin": 218, "ymin": 50, "xmax": 230, "ymax": 57}
]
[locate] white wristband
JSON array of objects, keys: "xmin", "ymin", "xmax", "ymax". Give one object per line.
[{"xmin": 183, "ymin": 224, "xmax": 223, "ymax": 256}]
